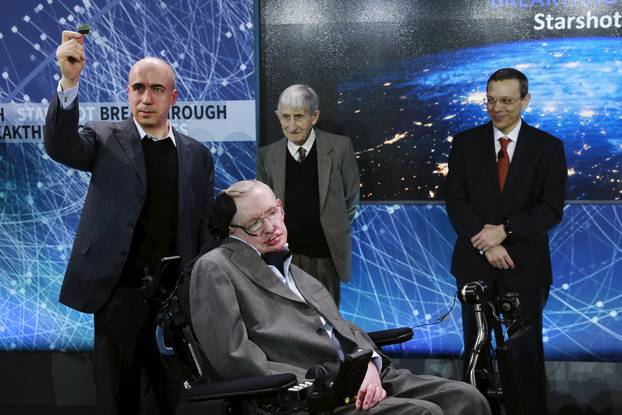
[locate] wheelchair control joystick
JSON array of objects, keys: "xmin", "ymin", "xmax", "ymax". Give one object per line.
[{"xmin": 459, "ymin": 281, "xmax": 487, "ymax": 304}]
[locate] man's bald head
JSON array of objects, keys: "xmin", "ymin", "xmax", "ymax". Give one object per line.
[
  {"xmin": 129, "ymin": 57, "xmax": 176, "ymax": 90},
  {"xmin": 127, "ymin": 57, "xmax": 178, "ymax": 136}
]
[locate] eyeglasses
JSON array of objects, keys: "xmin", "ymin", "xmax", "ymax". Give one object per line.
[
  {"xmin": 485, "ymin": 96, "xmax": 523, "ymax": 107},
  {"xmin": 230, "ymin": 206, "xmax": 283, "ymax": 237}
]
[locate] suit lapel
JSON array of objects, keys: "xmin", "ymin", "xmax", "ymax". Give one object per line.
[
  {"xmin": 116, "ymin": 119, "xmax": 147, "ymax": 189},
  {"xmin": 175, "ymin": 131, "xmax": 192, "ymax": 213},
  {"xmin": 502, "ymin": 121, "xmax": 531, "ymax": 196},
  {"xmin": 270, "ymin": 140, "xmax": 288, "ymax": 201},
  {"xmin": 225, "ymin": 239, "xmax": 304, "ymax": 304},
  {"xmin": 481, "ymin": 123, "xmax": 500, "ymax": 197},
  {"xmin": 315, "ymin": 131, "xmax": 333, "ymax": 213},
  {"xmin": 290, "ymin": 266, "xmax": 321, "ymax": 305},
  {"xmin": 290, "ymin": 265, "xmax": 358, "ymax": 347}
]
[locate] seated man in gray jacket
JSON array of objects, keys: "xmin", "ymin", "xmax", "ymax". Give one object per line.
[{"xmin": 189, "ymin": 180, "xmax": 490, "ymax": 415}]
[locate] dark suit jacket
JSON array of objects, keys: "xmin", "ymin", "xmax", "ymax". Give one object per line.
[
  {"xmin": 444, "ymin": 121, "xmax": 567, "ymax": 291},
  {"xmin": 44, "ymin": 96, "xmax": 214, "ymax": 313},
  {"xmin": 256, "ymin": 130, "xmax": 360, "ymax": 282},
  {"xmin": 189, "ymin": 238, "xmax": 380, "ymax": 382}
]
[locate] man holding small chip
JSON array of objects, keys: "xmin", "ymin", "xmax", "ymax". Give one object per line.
[{"xmin": 45, "ymin": 29, "xmax": 214, "ymax": 414}]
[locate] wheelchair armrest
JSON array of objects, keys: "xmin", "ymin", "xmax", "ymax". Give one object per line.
[
  {"xmin": 185, "ymin": 373, "xmax": 298, "ymax": 401},
  {"xmin": 367, "ymin": 327, "xmax": 413, "ymax": 347}
]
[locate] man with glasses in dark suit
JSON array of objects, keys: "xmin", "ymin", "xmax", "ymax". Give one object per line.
[{"xmin": 445, "ymin": 68, "xmax": 567, "ymax": 413}]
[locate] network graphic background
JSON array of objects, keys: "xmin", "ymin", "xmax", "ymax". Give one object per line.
[
  {"xmin": 0, "ymin": 0, "xmax": 257, "ymax": 350},
  {"xmin": 1, "ymin": 0, "xmax": 621, "ymax": 361}
]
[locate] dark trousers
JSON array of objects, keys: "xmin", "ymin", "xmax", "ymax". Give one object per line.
[
  {"xmin": 94, "ymin": 286, "xmax": 180, "ymax": 415},
  {"xmin": 460, "ymin": 280, "xmax": 549, "ymax": 414}
]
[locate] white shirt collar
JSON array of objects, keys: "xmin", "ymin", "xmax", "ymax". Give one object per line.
[
  {"xmin": 287, "ymin": 128, "xmax": 316, "ymax": 160},
  {"xmin": 133, "ymin": 118, "xmax": 177, "ymax": 147},
  {"xmin": 493, "ymin": 118, "xmax": 521, "ymax": 143}
]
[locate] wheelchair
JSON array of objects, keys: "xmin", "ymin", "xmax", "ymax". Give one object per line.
[
  {"xmin": 458, "ymin": 281, "xmax": 547, "ymax": 415},
  {"xmin": 149, "ymin": 256, "xmax": 413, "ymax": 414}
]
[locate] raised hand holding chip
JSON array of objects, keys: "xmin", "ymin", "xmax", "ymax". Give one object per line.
[{"xmin": 56, "ymin": 30, "xmax": 85, "ymax": 90}]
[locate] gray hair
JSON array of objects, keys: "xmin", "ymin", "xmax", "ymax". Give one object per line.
[
  {"xmin": 225, "ymin": 180, "xmax": 273, "ymax": 199},
  {"xmin": 225, "ymin": 180, "xmax": 275, "ymax": 225},
  {"xmin": 276, "ymin": 84, "xmax": 319, "ymax": 115}
]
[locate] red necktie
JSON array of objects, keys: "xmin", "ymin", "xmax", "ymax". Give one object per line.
[{"xmin": 498, "ymin": 138, "xmax": 511, "ymax": 192}]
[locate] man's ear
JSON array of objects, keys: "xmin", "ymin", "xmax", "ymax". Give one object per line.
[
  {"xmin": 520, "ymin": 93, "xmax": 531, "ymax": 111},
  {"xmin": 310, "ymin": 110, "xmax": 320, "ymax": 126},
  {"xmin": 276, "ymin": 199, "xmax": 285, "ymax": 219}
]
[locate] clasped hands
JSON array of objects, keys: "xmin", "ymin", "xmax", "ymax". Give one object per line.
[{"xmin": 471, "ymin": 224, "xmax": 515, "ymax": 270}]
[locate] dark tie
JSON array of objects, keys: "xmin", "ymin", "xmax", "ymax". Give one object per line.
[
  {"xmin": 297, "ymin": 147, "xmax": 306, "ymax": 163},
  {"xmin": 262, "ymin": 249, "xmax": 291, "ymax": 277},
  {"xmin": 497, "ymin": 137, "xmax": 511, "ymax": 192}
]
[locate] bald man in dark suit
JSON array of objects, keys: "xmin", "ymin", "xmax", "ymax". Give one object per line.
[{"xmin": 45, "ymin": 30, "xmax": 214, "ymax": 414}]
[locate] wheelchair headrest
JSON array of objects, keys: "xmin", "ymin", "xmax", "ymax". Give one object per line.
[{"xmin": 208, "ymin": 191, "xmax": 237, "ymax": 240}]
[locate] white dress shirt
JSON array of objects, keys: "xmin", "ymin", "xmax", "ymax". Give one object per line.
[
  {"xmin": 493, "ymin": 118, "xmax": 521, "ymax": 162},
  {"xmin": 56, "ymin": 82, "xmax": 176, "ymax": 146},
  {"xmin": 287, "ymin": 128, "xmax": 316, "ymax": 161}
]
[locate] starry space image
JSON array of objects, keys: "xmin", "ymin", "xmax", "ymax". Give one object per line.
[
  {"xmin": 339, "ymin": 37, "xmax": 622, "ymax": 201},
  {"xmin": 260, "ymin": 0, "xmax": 622, "ymax": 201}
]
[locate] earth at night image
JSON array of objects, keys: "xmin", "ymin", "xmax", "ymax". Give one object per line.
[{"xmin": 337, "ymin": 37, "xmax": 622, "ymax": 201}]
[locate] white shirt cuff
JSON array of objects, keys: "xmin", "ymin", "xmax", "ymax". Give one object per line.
[
  {"xmin": 371, "ymin": 351, "xmax": 382, "ymax": 373},
  {"xmin": 57, "ymin": 82, "xmax": 79, "ymax": 110}
]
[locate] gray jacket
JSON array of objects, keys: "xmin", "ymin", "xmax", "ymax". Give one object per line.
[
  {"xmin": 257, "ymin": 129, "xmax": 360, "ymax": 281},
  {"xmin": 189, "ymin": 238, "xmax": 378, "ymax": 382}
]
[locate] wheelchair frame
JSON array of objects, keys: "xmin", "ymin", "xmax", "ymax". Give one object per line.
[
  {"xmin": 152, "ymin": 256, "xmax": 414, "ymax": 414},
  {"xmin": 459, "ymin": 281, "xmax": 547, "ymax": 415}
]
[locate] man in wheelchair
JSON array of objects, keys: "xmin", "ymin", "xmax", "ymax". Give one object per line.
[{"xmin": 185, "ymin": 180, "xmax": 490, "ymax": 414}]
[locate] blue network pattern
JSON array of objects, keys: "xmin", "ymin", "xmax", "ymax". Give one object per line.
[
  {"xmin": 342, "ymin": 203, "xmax": 622, "ymax": 361},
  {"xmin": 0, "ymin": 0, "xmax": 255, "ymax": 351}
]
